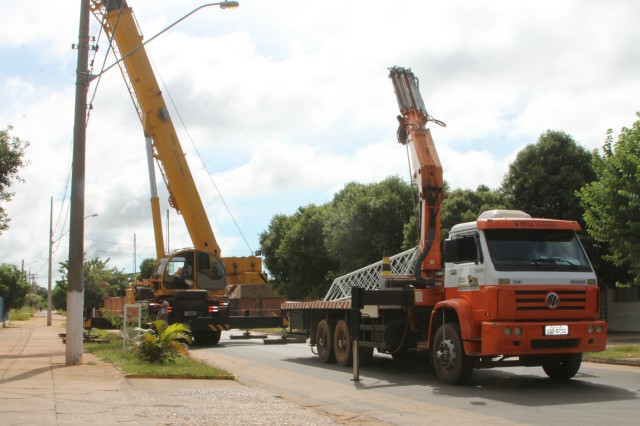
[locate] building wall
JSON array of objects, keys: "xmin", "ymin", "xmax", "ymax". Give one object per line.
[{"xmin": 606, "ymin": 287, "xmax": 640, "ymax": 332}]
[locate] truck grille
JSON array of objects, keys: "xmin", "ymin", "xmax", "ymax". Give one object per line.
[{"xmin": 515, "ymin": 289, "xmax": 586, "ymax": 311}]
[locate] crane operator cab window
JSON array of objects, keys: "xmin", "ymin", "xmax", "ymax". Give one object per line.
[
  {"xmin": 162, "ymin": 250, "xmax": 226, "ymax": 290},
  {"xmin": 195, "ymin": 250, "xmax": 226, "ymax": 290},
  {"xmin": 164, "ymin": 251, "xmax": 194, "ymax": 289}
]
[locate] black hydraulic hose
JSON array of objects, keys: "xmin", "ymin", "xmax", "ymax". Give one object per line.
[{"xmin": 415, "ymin": 226, "xmax": 435, "ymax": 288}]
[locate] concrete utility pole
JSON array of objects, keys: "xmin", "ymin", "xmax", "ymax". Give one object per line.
[
  {"xmin": 47, "ymin": 196, "xmax": 53, "ymax": 326},
  {"xmin": 66, "ymin": 0, "xmax": 90, "ymax": 365}
]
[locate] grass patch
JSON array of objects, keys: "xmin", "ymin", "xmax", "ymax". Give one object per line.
[
  {"xmin": 84, "ymin": 329, "xmax": 233, "ymax": 378},
  {"xmin": 586, "ymin": 345, "xmax": 640, "ymax": 360},
  {"xmin": 9, "ymin": 308, "xmax": 36, "ymax": 321}
]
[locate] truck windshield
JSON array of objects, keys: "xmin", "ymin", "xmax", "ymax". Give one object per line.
[{"xmin": 484, "ymin": 229, "xmax": 592, "ymax": 272}]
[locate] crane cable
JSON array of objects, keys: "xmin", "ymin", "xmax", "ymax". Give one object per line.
[
  {"xmin": 149, "ymin": 55, "xmax": 255, "ymax": 254},
  {"xmin": 87, "ymin": 3, "xmax": 255, "ymax": 255}
]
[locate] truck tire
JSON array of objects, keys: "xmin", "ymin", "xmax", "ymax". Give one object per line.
[
  {"xmin": 542, "ymin": 353, "xmax": 582, "ymax": 380},
  {"xmin": 316, "ymin": 319, "xmax": 335, "ymax": 363},
  {"xmin": 193, "ymin": 330, "xmax": 221, "ymax": 346},
  {"xmin": 432, "ymin": 323, "xmax": 473, "ymax": 385},
  {"xmin": 210, "ymin": 330, "xmax": 222, "ymax": 345},
  {"xmin": 333, "ymin": 320, "xmax": 352, "ymax": 366}
]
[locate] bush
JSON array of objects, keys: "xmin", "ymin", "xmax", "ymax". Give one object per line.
[{"xmin": 129, "ymin": 320, "xmax": 192, "ymax": 363}]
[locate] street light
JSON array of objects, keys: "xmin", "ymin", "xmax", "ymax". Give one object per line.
[
  {"xmin": 91, "ymin": 1, "xmax": 240, "ymax": 80},
  {"xmin": 67, "ymin": 0, "xmax": 239, "ymax": 365}
]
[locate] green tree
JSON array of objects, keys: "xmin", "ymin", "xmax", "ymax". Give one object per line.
[
  {"xmin": 53, "ymin": 257, "xmax": 129, "ymax": 311},
  {"xmin": 579, "ymin": 113, "xmax": 640, "ymax": 283},
  {"xmin": 260, "ymin": 177, "xmax": 415, "ymax": 300},
  {"xmin": 260, "ymin": 213, "xmax": 295, "ymax": 287},
  {"xmin": 501, "ymin": 130, "xmax": 595, "ymax": 224},
  {"xmin": 0, "ymin": 263, "xmax": 31, "ymax": 311},
  {"xmin": 138, "ymin": 258, "xmax": 156, "ymax": 281},
  {"xmin": 262, "ymin": 205, "xmax": 336, "ymax": 300},
  {"xmin": 0, "ymin": 126, "xmax": 30, "ymax": 235},
  {"xmin": 325, "ymin": 176, "xmax": 415, "ymax": 274},
  {"xmin": 441, "ymin": 185, "xmax": 505, "ymax": 236},
  {"xmin": 51, "ymin": 272, "xmax": 67, "ymax": 311}
]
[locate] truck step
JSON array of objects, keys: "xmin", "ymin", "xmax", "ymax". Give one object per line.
[{"xmin": 263, "ymin": 336, "xmax": 307, "ymax": 345}]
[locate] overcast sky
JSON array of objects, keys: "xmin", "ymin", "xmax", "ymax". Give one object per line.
[{"xmin": 1, "ymin": 0, "xmax": 638, "ymax": 286}]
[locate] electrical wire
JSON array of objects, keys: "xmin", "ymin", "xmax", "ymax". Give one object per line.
[{"xmin": 63, "ymin": 2, "xmax": 255, "ymax": 260}]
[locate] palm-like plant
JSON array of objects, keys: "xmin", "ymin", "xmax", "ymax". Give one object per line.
[{"xmin": 130, "ymin": 320, "xmax": 193, "ymax": 363}]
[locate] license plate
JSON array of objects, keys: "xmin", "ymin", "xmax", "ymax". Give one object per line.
[
  {"xmin": 184, "ymin": 311, "xmax": 197, "ymax": 317},
  {"xmin": 544, "ymin": 325, "xmax": 569, "ymax": 336}
]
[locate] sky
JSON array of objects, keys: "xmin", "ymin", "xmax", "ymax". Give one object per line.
[{"xmin": 1, "ymin": 0, "xmax": 638, "ymax": 287}]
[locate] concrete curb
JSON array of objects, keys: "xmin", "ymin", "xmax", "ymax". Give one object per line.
[
  {"xmin": 125, "ymin": 373, "xmax": 236, "ymax": 379},
  {"xmin": 584, "ymin": 357, "xmax": 640, "ymax": 367}
]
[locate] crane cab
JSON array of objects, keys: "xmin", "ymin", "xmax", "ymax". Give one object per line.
[{"xmin": 151, "ymin": 249, "xmax": 226, "ymax": 296}]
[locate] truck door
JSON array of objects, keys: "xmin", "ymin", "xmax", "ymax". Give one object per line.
[{"xmin": 444, "ymin": 233, "xmax": 485, "ymax": 294}]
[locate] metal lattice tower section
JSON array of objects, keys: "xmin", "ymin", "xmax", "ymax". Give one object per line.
[{"xmin": 323, "ymin": 248, "xmax": 418, "ymax": 301}]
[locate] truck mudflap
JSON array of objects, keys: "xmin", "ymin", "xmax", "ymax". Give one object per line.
[{"xmin": 479, "ymin": 320, "xmax": 607, "ymax": 355}]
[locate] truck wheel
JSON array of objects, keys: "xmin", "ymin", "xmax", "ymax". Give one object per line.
[
  {"xmin": 193, "ymin": 330, "xmax": 221, "ymax": 346},
  {"xmin": 432, "ymin": 323, "xmax": 473, "ymax": 385},
  {"xmin": 210, "ymin": 330, "xmax": 221, "ymax": 345},
  {"xmin": 316, "ymin": 319, "xmax": 335, "ymax": 363},
  {"xmin": 334, "ymin": 320, "xmax": 352, "ymax": 366},
  {"xmin": 542, "ymin": 353, "xmax": 582, "ymax": 380}
]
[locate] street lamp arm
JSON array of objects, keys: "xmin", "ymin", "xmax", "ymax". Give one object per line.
[
  {"xmin": 91, "ymin": 1, "xmax": 239, "ymax": 80},
  {"xmin": 53, "ymin": 214, "xmax": 99, "ymax": 243}
]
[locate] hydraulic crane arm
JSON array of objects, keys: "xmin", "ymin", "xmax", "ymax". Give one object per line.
[
  {"xmin": 94, "ymin": 1, "xmax": 221, "ymax": 257},
  {"xmin": 389, "ymin": 66, "xmax": 444, "ymax": 285}
]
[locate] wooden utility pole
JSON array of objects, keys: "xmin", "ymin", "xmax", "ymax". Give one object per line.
[{"xmin": 66, "ymin": 0, "xmax": 90, "ymax": 365}]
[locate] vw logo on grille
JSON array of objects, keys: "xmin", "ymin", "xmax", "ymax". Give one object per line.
[{"xmin": 546, "ymin": 292, "xmax": 560, "ymax": 309}]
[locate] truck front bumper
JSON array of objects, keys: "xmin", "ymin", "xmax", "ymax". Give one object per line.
[{"xmin": 478, "ymin": 320, "xmax": 607, "ymax": 356}]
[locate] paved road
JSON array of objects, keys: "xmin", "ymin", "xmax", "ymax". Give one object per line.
[{"xmin": 191, "ymin": 332, "xmax": 640, "ymax": 425}]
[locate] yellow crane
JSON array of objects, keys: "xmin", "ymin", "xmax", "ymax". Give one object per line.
[{"xmin": 92, "ymin": 0, "xmax": 274, "ymax": 344}]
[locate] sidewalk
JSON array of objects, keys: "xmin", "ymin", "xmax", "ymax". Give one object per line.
[{"xmin": 0, "ymin": 313, "xmax": 335, "ymax": 425}]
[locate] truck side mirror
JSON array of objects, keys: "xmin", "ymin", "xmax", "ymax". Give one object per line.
[{"xmin": 443, "ymin": 239, "xmax": 456, "ymax": 263}]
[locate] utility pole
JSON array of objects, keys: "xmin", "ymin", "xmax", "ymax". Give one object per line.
[
  {"xmin": 133, "ymin": 233, "xmax": 137, "ymax": 276},
  {"xmin": 66, "ymin": 0, "xmax": 90, "ymax": 365},
  {"xmin": 48, "ymin": 196, "xmax": 53, "ymax": 326}
]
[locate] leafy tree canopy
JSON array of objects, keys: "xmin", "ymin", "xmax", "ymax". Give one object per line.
[
  {"xmin": 579, "ymin": 113, "xmax": 640, "ymax": 283},
  {"xmin": 138, "ymin": 258, "xmax": 157, "ymax": 281},
  {"xmin": 325, "ymin": 176, "xmax": 415, "ymax": 273},
  {"xmin": 0, "ymin": 263, "xmax": 31, "ymax": 311},
  {"xmin": 53, "ymin": 257, "xmax": 129, "ymax": 311},
  {"xmin": 0, "ymin": 126, "xmax": 30, "ymax": 235},
  {"xmin": 500, "ymin": 130, "xmax": 595, "ymax": 224},
  {"xmin": 260, "ymin": 176, "xmax": 415, "ymax": 299},
  {"xmin": 260, "ymin": 205, "xmax": 335, "ymax": 300},
  {"xmin": 441, "ymin": 185, "xmax": 506, "ymax": 236}
]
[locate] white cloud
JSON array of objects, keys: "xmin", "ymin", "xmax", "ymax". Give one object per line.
[{"xmin": 1, "ymin": 0, "xmax": 639, "ymax": 284}]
